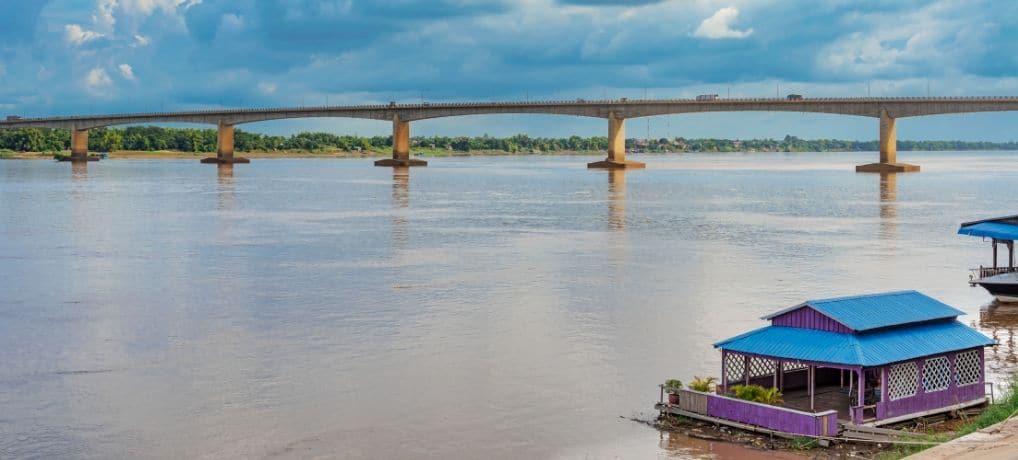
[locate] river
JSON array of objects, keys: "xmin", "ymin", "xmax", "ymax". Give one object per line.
[{"xmin": 1, "ymin": 151, "xmax": 1017, "ymax": 459}]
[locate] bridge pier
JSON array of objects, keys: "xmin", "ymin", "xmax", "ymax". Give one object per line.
[
  {"xmin": 375, "ymin": 115, "xmax": 427, "ymax": 167},
  {"xmin": 57, "ymin": 128, "xmax": 99, "ymax": 162},
  {"xmin": 588, "ymin": 114, "xmax": 645, "ymax": 169},
  {"xmin": 201, "ymin": 122, "xmax": 249, "ymax": 164},
  {"xmin": 856, "ymin": 110, "xmax": 919, "ymax": 173}
]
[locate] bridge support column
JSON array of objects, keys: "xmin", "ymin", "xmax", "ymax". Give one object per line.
[
  {"xmin": 202, "ymin": 122, "xmax": 249, "ymax": 164},
  {"xmin": 856, "ymin": 109, "xmax": 918, "ymax": 173},
  {"xmin": 57, "ymin": 128, "xmax": 99, "ymax": 162},
  {"xmin": 588, "ymin": 114, "xmax": 644, "ymax": 169},
  {"xmin": 375, "ymin": 115, "xmax": 427, "ymax": 167}
]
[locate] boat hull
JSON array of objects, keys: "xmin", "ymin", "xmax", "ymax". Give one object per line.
[{"xmin": 975, "ymin": 272, "xmax": 1018, "ymax": 303}]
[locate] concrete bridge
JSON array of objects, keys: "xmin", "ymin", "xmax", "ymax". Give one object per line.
[{"xmin": 3, "ymin": 96, "xmax": 1018, "ymax": 172}]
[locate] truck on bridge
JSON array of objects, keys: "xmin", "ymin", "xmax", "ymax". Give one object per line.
[
  {"xmin": 787, "ymin": 94, "xmax": 803, "ymax": 101},
  {"xmin": 6, "ymin": 115, "xmax": 22, "ymax": 121},
  {"xmin": 695, "ymin": 94, "xmax": 720, "ymax": 102}
]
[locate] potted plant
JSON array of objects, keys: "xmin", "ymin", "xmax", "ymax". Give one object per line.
[{"xmin": 664, "ymin": 379, "xmax": 683, "ymax": 404}]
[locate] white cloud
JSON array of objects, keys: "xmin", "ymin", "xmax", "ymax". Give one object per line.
[
  {"xmin": 64, "ymin": 24, "xmax": 105, "ymax": 45},
  {"xmin": 93, "ymin": 0, "xmax": 117, "ymax": 30},
  {"xmin": 86, "ymin": 67, "xmax": 113, "ymax": 88},
  {"xmin": 118, "ymin": 63, "xmax": 136, "ymax": 80},
  {"xmin": 257, "ymin": 82, "xmax": 277, "ymax": 95},
  {"xmin": 693, "ymin": 7, "xmax": 753, "ymax": 39},
  {"xmin": 132, "ymin": 34, "xmax": 151, "ymax": 47}
]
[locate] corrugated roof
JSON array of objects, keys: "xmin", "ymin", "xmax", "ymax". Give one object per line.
[
  {"xmin": 714, "ymin": 321, "xmax": 994, "ymax": 367},
  {"xmin": 958, "ymin": 221, "xmax": 1018, "ymax": 241},
  {"xmin": 762, "ymin": 290, "xmax": 964, "ymax": 332}
]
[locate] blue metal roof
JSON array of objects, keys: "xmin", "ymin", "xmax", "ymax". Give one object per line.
[
  {"xmin": 763, "ymin": 290, "xmax": 964, "ymax": 332},
  {"xmin": 958, "ymin": 221, "xmax": 1018, "ymax": 241},
  {"xmin": 714, "ymin": 321, "xmax": 994, "ymax": 367}
]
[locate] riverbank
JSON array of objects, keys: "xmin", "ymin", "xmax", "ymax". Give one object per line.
[
  {"xmin": 0, "ymin": 148, "xmax": 607, "ymax": 160},
  {"xmin": 904, "ymin": 416, "xmax": 1018, "ymax": 460}
]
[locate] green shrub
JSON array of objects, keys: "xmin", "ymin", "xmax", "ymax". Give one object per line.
[
  {"xmin": 663, "ymin": 379, "xmax": 683, "ymax": 394},
  {"xmin": 729, "ymin": 384, "xmax": 783, "ymax": 405},
  {"xmin": 688, "ymin": 376, "xmax": 718, "ymax": 392}
]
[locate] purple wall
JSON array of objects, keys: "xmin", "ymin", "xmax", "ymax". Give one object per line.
[
  {"xmin": 771, "ymin": 307, "xmax": 853, "ymax": 333},
  {"xmin": 876, "ymin": 348, "xmax": 986, "ymax": 421},
  {"xmin": 706, "ymin": 393, "xmax": 838, "ymax": 437}
]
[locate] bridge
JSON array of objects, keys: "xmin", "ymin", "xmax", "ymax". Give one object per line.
[{"xmin": 3, "ymin": 96, "xmax": 1018, "ymax": 172}]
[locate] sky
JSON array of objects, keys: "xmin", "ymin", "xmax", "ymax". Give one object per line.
[{"xmin": 1, "ymin": 0, "xmax": 1017, "ymax": 140}]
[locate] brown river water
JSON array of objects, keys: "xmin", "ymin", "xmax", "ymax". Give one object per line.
[{"xmin": 1, "ymin": 151, "xmax": 1017, "ymax": 459}]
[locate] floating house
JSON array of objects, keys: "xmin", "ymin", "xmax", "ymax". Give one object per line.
[
  {"xmin": 959, "ymin": 216, "xmax": 1018, "ymax": 302},
  {"xmin": 658, "ymin": 291, "xmax": 995, "ymax": 437}
]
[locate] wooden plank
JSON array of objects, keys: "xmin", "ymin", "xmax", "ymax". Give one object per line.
[
  {"xmin": 678, "ymin": 389, "xmax": 708, "ymax": 415},
  {"xmin": 655, "ymin": 403, "xmax": 798, "ymax": 439},
  {"xmin": 841, "ymin": 423, "xmax": 912, "ymax": 436}
]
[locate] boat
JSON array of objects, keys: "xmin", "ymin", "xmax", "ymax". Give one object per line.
[{"xmin": 958, "ymin": 215, "xmax": 1018, "ymax": 303}]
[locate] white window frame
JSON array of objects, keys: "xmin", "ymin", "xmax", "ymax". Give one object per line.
[
  {"xmin": 955, "ymin": 350, "xmax": 982, "ymax": 387},
  {"xmin": 888, "ymin": 361, "xmax": 919, "ymax": 401},
  {"xmin": 922, "ymin": 356, "xmax": 950, "ymax": 393}
]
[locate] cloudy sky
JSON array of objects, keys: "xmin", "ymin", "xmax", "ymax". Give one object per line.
[{"xmin": 1, "ymin": 0, "xmax": 1017, "ymax": 140}]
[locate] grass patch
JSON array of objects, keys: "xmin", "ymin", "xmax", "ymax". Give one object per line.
[
  {"xmin": 789, "ymin": 437, "xmax": 818, "ymax": 450},
  {"xmin": 877, "ymin": 374, "xmax": 1018, "ymax": 459}
]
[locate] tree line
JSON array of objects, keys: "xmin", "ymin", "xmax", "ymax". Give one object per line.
[{"xmin": 1, "ymin": 127, "xmax": 1016, "ymax": 153}]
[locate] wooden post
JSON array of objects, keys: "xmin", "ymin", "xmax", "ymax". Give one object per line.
[
  {"xmin": 721, "ymin": 350, "xmax": 728, "ymax": 393},
  {"xmin": 994, "ymin": 240, "xmax": 999, "ymax": 269},
  {"xmin": 809, "ymin": 365, "xmax": 815, "ymax": 411},
  {"xmin": 744, "ymin": 355, "xmax": 750, "ymax": 386},
  {"xmin": 857, "ymin": 369, "xmax": 865, "ymax": 407},
  {"xmin": 773, "ymin": 359, "xmax": 778, "ymax": 389},
  {"xmin": 1009, "ymin": 241, "xmax": 1014, "ymax": 268}
]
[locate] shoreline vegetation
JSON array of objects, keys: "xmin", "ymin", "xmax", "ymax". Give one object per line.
[{"xmin": 2, "ymin": 126, "xmax": 1018, "ymax": 160}]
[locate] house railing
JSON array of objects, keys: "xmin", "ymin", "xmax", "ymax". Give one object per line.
[
  {"xmin": 970, "ymin": 266, "xmax": 1018, "ymax": 282},
  {"xmin": 662, "ymin": 388, "xmax": 838, "ymax": 437}
]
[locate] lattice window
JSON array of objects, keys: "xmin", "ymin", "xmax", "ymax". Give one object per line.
[
  {"xmin": 888, "ymin": 361, "xmax": 919, "ymax": 400},
  {"xmin": 923, "ymin": 357, "xmax": 950, "ymax": 393},
  {"xmin": 783, "ymin": 361, "xmax": 807, "ymax": 372},
  {"xmin": 748, "ymin": 357, "xmax": 777, "ymax": 378},
  {"xmin": 956, "ymin": 350, "xmax": 981, "ymax": 387},
  {"xmin": 724, "ymin": 353, "xmax": 745, "ymax": 383}
]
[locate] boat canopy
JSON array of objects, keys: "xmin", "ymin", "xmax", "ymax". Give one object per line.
[{"xmin": 959, "ymin": 215, "xmax": 1018, "ymax": 241}]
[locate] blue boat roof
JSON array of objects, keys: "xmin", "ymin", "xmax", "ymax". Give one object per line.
[
  {"xmin": 763, "ymin": 290, "xmax": 965, "ymax": 332},
  {"xmin": 958, "ymin": 221, "xmax": 1018, "ymax": 241},
  {"xmin": 714, "ymin": 321, "xmax": 994, "ymax": 367}
]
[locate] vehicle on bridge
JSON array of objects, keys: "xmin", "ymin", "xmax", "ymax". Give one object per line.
[
  {"xmin": 695, "ymin": 94, "xmax": 719, "ymax": 102},
  {"xmin": 6, "ymin": 115, "xmax": 22, "ymax": 121},
  {"xmin": 787, "ymin": 94, "xmax": 803, "ymax": 101}
]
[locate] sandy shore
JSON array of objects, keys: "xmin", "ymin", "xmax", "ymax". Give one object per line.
[{"xmin": 905, "ymin": 416, "xmax": 1018, "ymax": 460}]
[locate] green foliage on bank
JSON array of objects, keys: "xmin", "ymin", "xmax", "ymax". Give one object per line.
[
  {"xmin": 878, "ymin": 374, "xmax": 1018, "ymax": 459},
  {"xmin": 2, "ymin": 127, "xmax": 1018, "ymax": 153}
]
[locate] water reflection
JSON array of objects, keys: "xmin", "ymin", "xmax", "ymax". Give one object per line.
[
  {"xmin": 980, "ymin": 302, "xmax": 1018, "ymax": 390},
  {"xmin": 878, "ymin": 172, "xmax": 897, "ymax": 239},
  {"xmin": 392, "ymin": 166, "xmax": 410, "ymax": 247},
  {"xmin": 71, "ymin": 161, "xmax": 88, "ymax": 181},
  {"xmin": 217, "ymin": 164, "xmax": 235, "ymax": 211},
  {"xmin": 608, "ymin": 169, "xmax": 626, "ymax": 232}
]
